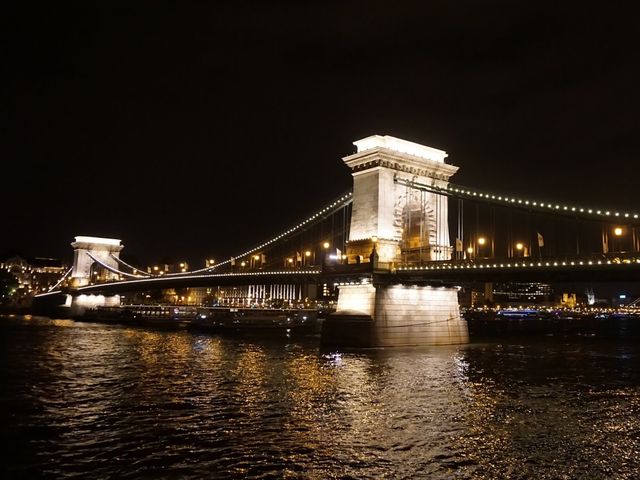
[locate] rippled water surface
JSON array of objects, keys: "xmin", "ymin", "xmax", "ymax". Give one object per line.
[{"xmin": 2, "ymin": 315, "xmax": 640, "ymax": 479}]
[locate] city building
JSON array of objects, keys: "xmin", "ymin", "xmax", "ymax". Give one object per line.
[
  {"xmin": 1, "ymin": 255, "xmax": 67, "ymax": 305},
  {"xmin": 492, "ymin": 282, "xmax": 553, "ymax": 305}
]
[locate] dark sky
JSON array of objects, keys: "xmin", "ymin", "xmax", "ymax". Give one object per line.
[{"xmin": 3, "ymin": 1, "xmax": 639, "ymax": 266}]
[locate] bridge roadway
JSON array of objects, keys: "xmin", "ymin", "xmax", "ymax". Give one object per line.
[{"xmin": 66, "ymin": 256, "xmax": 640, "ymax": 295}]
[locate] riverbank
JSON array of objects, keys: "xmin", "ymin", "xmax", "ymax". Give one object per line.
[{"xmin": 464, "ymin": 310, "xmax": 640, "ymax": 338}]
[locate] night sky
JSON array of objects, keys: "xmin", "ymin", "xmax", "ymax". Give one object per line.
[{"xmin": 3, "ymin": 2, "xmax": 639, "ymax": 267}]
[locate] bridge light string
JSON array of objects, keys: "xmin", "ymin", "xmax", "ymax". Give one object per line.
[
  {"xmin": 395, "ymin": 178, "xmax": 640, "ymax": 223},
  {"xmin": 86, "ymin": 252, "xmax": 151, "ymax": 280},
  {"xmin": 142, "ymin": 191, "xmax": 353, "ymax": 277},
  {"xmin": 396, "ymin": 257, "xmax": 640, "ymax": 272},
  {"xmin": 47, "ymin": 266, "xmax": 73, "ymax": 292},
  {"xmin": 206, "ymin": 191, "xmax": 354, "ymax": 271}
]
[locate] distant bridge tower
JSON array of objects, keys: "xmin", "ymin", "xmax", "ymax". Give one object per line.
[
  {"xmin": 324, "ymin": 135, "xmax": 468, "ymax": 347},
  {"xmin": 70, "ymin": 236, "xmax": 123, "ymax": 287}
]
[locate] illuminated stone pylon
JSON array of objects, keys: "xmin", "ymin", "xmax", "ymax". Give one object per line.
[
  {"xmin": 324, "ymin": 135, "xmax": 468, "ymax": 347},
  {"xmin": 343, "ymin": 134, "xmax": 459, "ymax": 264},
  {"xmin": 70, "ymin": 236, "xmax": 123, "ymax": 287}
]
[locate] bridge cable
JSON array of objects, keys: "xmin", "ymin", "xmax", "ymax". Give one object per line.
[
  {"xmin": 395, "ymin": 177, "xmax": 640, "ymax": 225},
  {"xmin": 109, "ymin": 253, "xmax": 153, "ymax": 277},
  {"xmin": 211, "ymin": 190, "xmax": 354, "ymax": 270},
  {"xmin": 86, "ymin": 252, "xmax": 152, "ymax": 280},
  {"xmin": 47, "ymin": 266, "xmax": 73, "ymax": 293}
]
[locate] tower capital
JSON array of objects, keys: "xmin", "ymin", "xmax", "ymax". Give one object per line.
[{"xmin": 343, "ymin": 135, "xmax": 458, "ymax": 181}]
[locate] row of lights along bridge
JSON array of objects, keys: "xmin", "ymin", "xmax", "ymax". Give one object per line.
[{"xmin": 137, "ymin": 226, "xmax": 632, "ymax": 275}]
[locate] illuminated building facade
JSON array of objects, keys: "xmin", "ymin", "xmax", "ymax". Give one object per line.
[
  {"xmin": 1, "ymin": 255, "xmax": 67, "ymax": 304},
  {"xmin": 493, "ymin": 282, "xmax": 553, "ymax": 304}
]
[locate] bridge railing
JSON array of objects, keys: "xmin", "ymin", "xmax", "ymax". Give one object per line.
[
  {"xmin": 397, "ymin": 251, "xmax": 640, "ymax": 269},
  {"xmin": 396, "ymin": 254, "xmax": 640, "ymax": 272}
]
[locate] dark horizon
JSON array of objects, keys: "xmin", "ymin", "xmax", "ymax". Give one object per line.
[{"xmin": 3, "ymin": 2, "xmax": 639, "ymax": 266}]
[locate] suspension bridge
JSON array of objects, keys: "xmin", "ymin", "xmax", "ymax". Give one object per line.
[{"xmin": 35, "ymin": 135, "xmax": 640, "ymax": 347}]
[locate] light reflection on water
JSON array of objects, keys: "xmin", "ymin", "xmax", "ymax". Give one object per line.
[{"xmin": 1, "ymin": 315, "xmax": 639, "ymax": 479}]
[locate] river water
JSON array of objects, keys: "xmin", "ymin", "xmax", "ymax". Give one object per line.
[{"xmin": 1, "ymin": 315, "xmax": 639, "ymax": 479}]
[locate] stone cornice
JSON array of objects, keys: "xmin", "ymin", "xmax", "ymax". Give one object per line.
[
  {"xmin": 71, "ymin": 242, "xmax": 124, "ymax": 253},
  {"xmin": 343, "ymin": 148, "xmax": 458, "ymax": 180}
]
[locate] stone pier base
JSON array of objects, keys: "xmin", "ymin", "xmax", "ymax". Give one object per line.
[
  {"xmin": 69, "ymin": 293, "xmax": 121, "ymax": 317},
  {"xmin": 322, "ymin": 284, "xmax": 468, "ymax": 348}
]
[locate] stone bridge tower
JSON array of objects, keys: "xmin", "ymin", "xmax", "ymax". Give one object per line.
[
  {"xmin": 343, "ymin": 135, "xmax": 458, "ymax": 265},
  {"xmin": 324, "ymin": 135, "xmax": 469, "ymax": 347},
  {"xmin": 70, "ymin": 236, "xmax": 123, "ymax": 287}
]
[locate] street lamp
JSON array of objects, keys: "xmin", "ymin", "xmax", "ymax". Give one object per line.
[
  {"xmin": 612, "ymin": 227, "xmax": 625, "ymax": 253},
  {"xmin": 322, "ymin": 242, "xmax": 330, "ymax": 266},
  {"xmin": 476, "ymin": 237, "xmax": 490, "ymax": 259},
  {"xmin": 515, "ymin": 242, "xmax": 527, "ymax": 258}
]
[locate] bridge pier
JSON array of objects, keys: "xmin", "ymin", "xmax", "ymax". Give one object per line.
[
  {"xmin": 321, "ymin": 135, "xmax": 469, "ymax": 347},
  {"xmin": 67, "ymin": 293, "xmax": 121, "ymax": 317},
  {"xmin": 322, "ymin": 284, "xmax": 468, "ymax": 347}
]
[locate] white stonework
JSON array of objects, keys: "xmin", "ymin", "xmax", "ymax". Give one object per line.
[
  {"xmin": 343, "ymin": 134, "xmax": 459, "ymax": 263},
  {"xmin": 326, "ymin": 135, "xmax": 469, "ymax": 347},
  {"xmin": 69, "ymin": 293, "xmax": 121, "ymax": 316},
  {"xmin": 70, "ymin": 236, "xmax": 124, "ymax": 286},
  {"xmin": 374, "ymin": 285, "xmax": 467, "ymax": 346},
  {"xmin": 335, "ymin": 283, "xmax": 376, "ymax": 315},
  {"xmin": 335, "ymin": 284, "xmax": 468, "ymax": 347}
]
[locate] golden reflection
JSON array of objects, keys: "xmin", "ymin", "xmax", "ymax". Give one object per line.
[
  {"xmin": 233, "ymin": 345, "xmax": 268, "ymax": 414},
  {"xmin": 285, "ymin": 354, "xmax": 340, "ymax": 403},
  {"xmin": 51, "ymin": 319, "xmax": 76, "ymax": 327}
]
